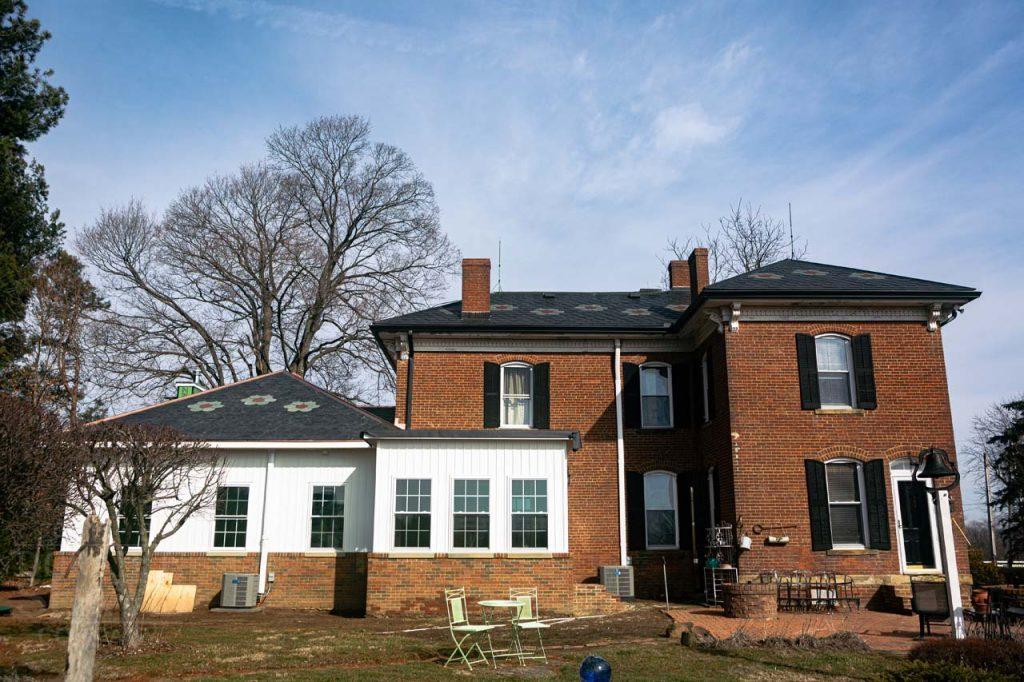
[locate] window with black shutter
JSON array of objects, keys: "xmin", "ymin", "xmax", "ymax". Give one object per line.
[
  {"xmin": 626, "ymin": 471, "xmax": 645, "ymax": 550},
  {"xmin": 805, "ymin": 458, "xmax": 891, "ymax": 551},
  {"xmin": 796, "ymin": 334, "xmax": 821, "ymax": 410},
  {"xmin": 804, "ymin": 460, "xmax": 831, "ymax": 550},
  {"xmin": 483, "ymin": 362, "xmax": 500, "ymax": 427},
  {"xmin": 533, "ymin": 363, "xmax": 551, "ymax": 429},
  {"xmin": 852, "ymin": 335, "xmax": 878, "ymax": 410}
]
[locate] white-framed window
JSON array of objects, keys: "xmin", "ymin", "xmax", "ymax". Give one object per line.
[
  {"xmin": 824, "ymin": 460, "xmax": 869, "ymax": 548},
  {"xmin": 310, "ymin": 485, "xmax": 345, "ymax": 549},
  {"xmin": 644, "ymin": 471, "xmax": 679, "ymax": 549},
  {"xmin": 394, "ymin": 479, "xmax": 431, "ymax": 548},
  {"xmin": 701, "ymin": 352, "xmax": 711, "ymax": 423},
  {"xmin": 214, "ymin": 485, "xmax": 249, "ymax": 548},
  {"xmin": 116, "ymin": 499, "xmax": 152, "ymax": 549},
  {"xmin": 640, "ymin": 363, "xmax": 672, "ymax": 428},
  {"xmin": 501, "ymin": 363, "xmax": 533, "ymax": 428},
  {"xmin": 453, "ymin": 479, "xmax": 490, "ymax": 549},
  {"xmin": 511, "ymin": 479, "xmax": 548, "ymax": 549},
  {"xmin": 815, "ymin": 334, "xmax": 856, "ymax": 407}
]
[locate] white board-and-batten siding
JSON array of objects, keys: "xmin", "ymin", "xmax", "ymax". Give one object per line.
[
  {"xmin": 372, "ymin": 439, "xmax": 570, "ymax": 554},
  {"xmin": 60, "ymin": 449, "xmax": 376, "ymax": 554}
]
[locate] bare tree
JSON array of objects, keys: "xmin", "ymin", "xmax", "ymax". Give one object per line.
[
  {"xmin": 67, "ymin": 423, "xmax": 221, "ymax": 651},
  {"xmin": 665, "ymin": 200, "xmax": 807, "ymax": 283},
  {"xmin": 77, "ymin": 115, "xmax": 459, "ymax": 402},
  {"xmin": 0, "ymin": 395, "xmax": 82, "ymax": 582},
  {"xmin": 961, "ymin": 395, "xmax": 1021, "ymax": 487}
]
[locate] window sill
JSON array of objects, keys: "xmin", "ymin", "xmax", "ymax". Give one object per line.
[
  {"xmin": 207, "ymin": 550, "xmax": 248, "ymax": 557},
  {"xmin": 303, "ymin": 549, "xmax": 348, "ymax": 557},
  {"xmin": 124, "ymin": 548, "xmax": 142, "ymax": 557},
  {"xmin": 826, "ymin": 548, "xmax": 879, "ymax": 556},
  {"xmin": 506, "ymin": 552, "xmax": 552, "ymax": 559},
  {"xmin": 387, "ymin": 551, "xmax": 435, "ymax": 558},
  {"xmin": 447, "ymin": 552, "xmax": 494, "ymax": 559},
  {"xmin": 814, "ymin": 408, "xmax": 865, "ymax": 416}
]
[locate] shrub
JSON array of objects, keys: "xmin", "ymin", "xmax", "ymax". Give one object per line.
[
  {"xmin": 970, "ymin": 549, "xmax": 1003, "ymax": 587},
  {"xmin": 886, "ymin": 661, "xmax": 1012, "ymax": 681},
  {"xmin": 908, "ymin": 637, "xmax": 1024, "ymax": 677}
]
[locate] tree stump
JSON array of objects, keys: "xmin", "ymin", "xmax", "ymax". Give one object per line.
[{"xmin": 65, "ymin": 515, "xmax": 108, "ymax": 682}]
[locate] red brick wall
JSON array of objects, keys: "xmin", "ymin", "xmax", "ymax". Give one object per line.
[
  {"xmin": 365, "ymin": 553, "xmax": 576, "ymax": 615},
  {"xmin": 403, "ymin": 350, "xmax": 694, "ymax": 591},
  {"xmin": 51, "ymin": 552, "xmax": 367, "ymax": 612},
  {"xmin": 721, "ymin": 321, "xmax": 970, "ymax": 598}
]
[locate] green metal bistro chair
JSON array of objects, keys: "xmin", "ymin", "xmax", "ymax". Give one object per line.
[
  {"xmin": 510, "ymin": 587, "xmax": 550, "ymax": 663},
  {"xmin": 443, "ymin": 588, "xmax": 498, "ymax": 670}
]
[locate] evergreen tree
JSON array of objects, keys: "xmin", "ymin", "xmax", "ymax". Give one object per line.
[
  {"xmin": 989, "ymin": 400, "xmax": 1024, "ymax": 559},
  {"xmin": 0, "ymin": 0, "xmax": 68, "ymax": 367}
]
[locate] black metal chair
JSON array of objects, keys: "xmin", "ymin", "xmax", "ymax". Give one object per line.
[{"xmin": 910, "ymin": 576, "xmax": 949, "ymax": 638}]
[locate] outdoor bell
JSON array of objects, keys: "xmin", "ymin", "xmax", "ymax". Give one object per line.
[{"xmin": 913, "ymin": 447, "xmax": 960, "ymax": 491}]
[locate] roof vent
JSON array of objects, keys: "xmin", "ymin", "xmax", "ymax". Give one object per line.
[
  {"xmin": 627, "ymin": 292, "xmax": 641, "ymax": 299},
  {"xmin": 639, "ymin": 288, "xmax": 660, "ymax": 294},
  {"xmin": 542, "ymin": 292, "xmax": 556, "ymax": 299}
]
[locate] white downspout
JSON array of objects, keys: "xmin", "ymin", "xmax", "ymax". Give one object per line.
[
  {"xmin": 613, "ymin": 339, "xmax": 628, "ymax": 566},
  {"xmin": 257, "ymin": 451, "xmax": 275, "ymax": 595}
]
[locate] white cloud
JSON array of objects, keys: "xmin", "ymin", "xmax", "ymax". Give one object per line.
[{"xmin": 652, "ymin": 104, "xmax": 737, "ymax": 152}]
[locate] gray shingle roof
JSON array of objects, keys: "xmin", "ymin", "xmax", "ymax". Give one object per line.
[
  {"xmin": 96, "ymin": 372, "xmax": 397, "ymax": 441},
  {"xmin": 704, "ymin": 259, "xmax": 979, "ymax": 299},
  {"xmin": 372, "ymin": 290, "xmax": 692, "ymax": 332}
]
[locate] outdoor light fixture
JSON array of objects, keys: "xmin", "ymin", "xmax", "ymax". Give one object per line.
[
  {"xmin": 913, "ymin": 447, "xmax": 960, "ymax": 492},
  {"xmin": 913, "ymin": 446, "xmax": 965, "ymax": 639}
]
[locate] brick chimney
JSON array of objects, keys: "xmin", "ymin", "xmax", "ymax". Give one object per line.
[
  {"xmin": 461, "ymin": 258, "xmax": 491, "ymax": 318},
  {"xmin": 668, "ymin": 260, "xmax": 690, "ymax": 290},
  {"xmin": 688, "ymin": 248, "xmax": 709, "ymax": 300}
]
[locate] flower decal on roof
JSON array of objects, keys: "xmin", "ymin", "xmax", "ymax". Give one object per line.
[
  {"xmin": 850, "ymin": 272, "xmax": 886, "ymax": 280},
  {"xmin": 241, "ymin": 394, "xmax": 276, "ymax": 406},
  {"xmin": 792, "ymin": 269, "xmax": 828, "ymax": 276},
  {"xmin": 575, "ymin": 304, "xmax": 606, "ymax": 311},
  {"xmin": 531, "ymin": 308, "xmax": 563, "ymax": 315},
  {"xmin": 623, "ymin": 308, "xmax": 651, "ymax": 316},
  {"xmin": 749, "ymin": 272, "xmax": 783, "ymax": 280},
  {"xmin": 666, "ymin": 303, "xmax": 688, "ymax": 311},
  {"xmin": 188, "ymin": 400, "xmax": 223, "ymax": 413},
  {"xmin": 284, "ymin": 400, "xmax": 319, "ymax": 413},
  {"xmin": 491, "ymin": 304, "xmax": 516, "ymax": 311}
]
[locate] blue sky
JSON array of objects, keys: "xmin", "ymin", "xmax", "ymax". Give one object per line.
[{"xmin": 28, "ymin": 1, "xmax": 1024, "ymax": 520}]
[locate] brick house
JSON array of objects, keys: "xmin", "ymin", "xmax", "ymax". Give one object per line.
[{"xmin": 53, "ymin": 250, "xmax": 980, "ymax": 615}]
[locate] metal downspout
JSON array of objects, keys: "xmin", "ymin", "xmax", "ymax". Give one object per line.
[
  {"xmin": 613, "ymin": 339, "xmax": 628, "ymax": 566},
  {"xmin": 257, "ymin": 451, "xmax": 275, "ymax": 595}
]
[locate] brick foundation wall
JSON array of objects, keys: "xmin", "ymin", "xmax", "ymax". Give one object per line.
[
  {"xmin": 365, "ymin": 553, "xmax": 577, "ymax": 616},
  {"xmin": 50, "ymin": 552, "xmax": 367, "ymax": 612},
  {"xmin": 722, "ymin": 321, "xmax": 971, "ymax": 598}
]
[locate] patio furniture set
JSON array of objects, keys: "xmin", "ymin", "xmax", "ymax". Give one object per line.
[
  {"xmin": 443, "ymin": 587, "xmax": 553, "ymax": 670},
  {"xmin": 962, "ymin": 585, "xmax": 1024, "ymax": 641},
  {"xmin": 720, "ymin": 570, "xmax": 861, "ymax": 616}
]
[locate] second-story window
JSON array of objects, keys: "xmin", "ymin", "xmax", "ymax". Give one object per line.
[
  {"xmin": 501, "ymin": 362, "xmax": 533, "ymax": 428},
  {"xmin": 640, "ymin": 364, "xmax": 672, "ymax": 428},
  {"xmin": 815, "ymin": 335, "xmax": 856, "ymax": 407}
]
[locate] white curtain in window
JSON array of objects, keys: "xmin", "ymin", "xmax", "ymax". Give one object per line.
[
  {"xmin": 503, "ymin": 365, "xmax": 532, "ymax": 426},
  {"xmin": 816, "ymin": 336, "xmax": 852, "ymax": 406}
]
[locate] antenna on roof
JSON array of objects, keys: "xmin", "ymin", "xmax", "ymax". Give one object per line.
[
  {"xmin": 497, "ymin": 240, "xmax": 503, "ymax": 292},
  {"xmin": 788, "ymin": 202, "xmax": 795, "ymax": 259}
]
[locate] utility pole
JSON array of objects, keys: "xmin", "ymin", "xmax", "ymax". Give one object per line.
[{"xmin": 984, "ymin": 450, "xmax": 998, "ymax": 560}]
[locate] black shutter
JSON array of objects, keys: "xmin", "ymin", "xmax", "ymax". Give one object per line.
[
  {"xmin": 622, "ymin": 362, "xmax": 640, "ymax": 428},
  {"xmin": 705, "ymin": 352, "xmax": 717, "ymax": 422},
  {"xmin": 852, "ymin": 334, "xmax": 878, "ymax": 410},
  {"xmin": 672, "ymin": 360, "xmax": 691, "ymax": 428},
  {"xmin": 804, "ymin": 460, "xmax": 832, "ymax": 551},
  {"xmin": 533, "ymin": 362, "xmax": 550, "ymax": 429},
  {"xmin": 483, "ymin": 362, "xmax": 500, "ymax": 428},
  {"xmin": 689, "ymin": 360, "xmax": 702, "ymax": 426},
  {"xmin": 693, "ymin": 470, "xmax": 709, "ymax": 552},
  {"xmin": 863, "ymin": 459, "xmax": 891, "ymax": 550},
  {"xmin": 711, "ymin": 466, "xmax": 721, "ymax": 524},
  {"xmin": 677, "ymin": 473, "xmax": 693, "ymax": 553},
  {"xmin": 796, "ymin": 334, "xmax": 821, "ymax": 410},
  {"xmin": 626, "ymin": 471, "xmax": 645, "ymax": 551}
]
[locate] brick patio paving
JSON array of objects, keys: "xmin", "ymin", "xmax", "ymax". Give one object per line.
[{"xmin": 667, "ymin": 605, "xmax": 944, "ymax": 653}]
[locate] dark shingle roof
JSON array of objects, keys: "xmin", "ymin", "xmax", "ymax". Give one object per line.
[
  {"xmin": 704, "ymin": 259, "xmax": 980, "ymax": 299},
  {"xmin": 372, "ymin": 290, "xmax": 692, "ymax": 332},
  {"xmin": 97, "ymin": 372, "xmax": 396, "ymax": 441}
]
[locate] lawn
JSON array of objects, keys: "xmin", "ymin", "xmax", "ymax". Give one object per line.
[{"xmin": 0, "ymin": 602, "xmax": 915, "ymax": 681}]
